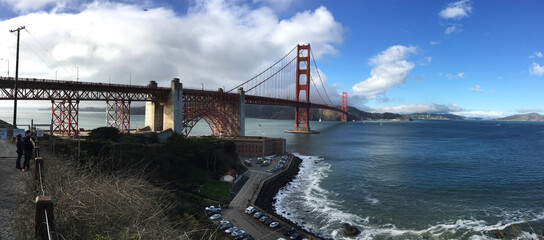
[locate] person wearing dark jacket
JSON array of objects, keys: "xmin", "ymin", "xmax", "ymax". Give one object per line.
[
  {"xmin": 15, "ymin": 134, "xmax": 23, "ymax": 169},
  {"xmin": 22, "ymin": 130, "xmax": 35, "ymax": 172}
]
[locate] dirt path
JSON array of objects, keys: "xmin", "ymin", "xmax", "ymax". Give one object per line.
[{"xmin": 0, "ymin": 139, "xmax": 25, "ymax": 239}]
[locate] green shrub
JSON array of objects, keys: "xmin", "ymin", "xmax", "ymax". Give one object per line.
[{"xmin": 88, "ymin": 127, "xmax": 120, "ymax": 141}]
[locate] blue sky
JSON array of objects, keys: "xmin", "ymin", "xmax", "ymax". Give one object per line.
[{"xmin": 0, "ymin": 0, "xmax": 543, "ymax": 117}]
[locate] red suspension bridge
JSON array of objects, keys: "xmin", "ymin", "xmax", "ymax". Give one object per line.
[{"xmin": 0, "ymin": 44, "xmax": 348, "ymax": 137}]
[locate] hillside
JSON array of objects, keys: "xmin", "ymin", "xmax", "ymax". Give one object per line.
[
  {"xmin": 492, "ymin": 113, "xmax": 544, "ymax": 121},
  {"xmin": 403, "ymin": 113, "xmax": 465, "ymax": 120},
  {"xmin": 245, "ymin": 105, "xmax": 406, "ymax": 121}
]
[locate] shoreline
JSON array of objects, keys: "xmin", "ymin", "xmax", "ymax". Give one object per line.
[{"xmin": 253, "ymin": 155, "xmax": 327, "ymax": 239}]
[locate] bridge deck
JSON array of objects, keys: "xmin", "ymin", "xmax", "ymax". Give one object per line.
[{"xmin": 0, "ymin": 77, "xmax": 346, "ymax": 114}]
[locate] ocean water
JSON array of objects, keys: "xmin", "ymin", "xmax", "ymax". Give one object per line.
[
  {"xmin": 273, "ymin": 120, "xmax": 544, "ymax": 240},
  {"xmin": 2, "ymin": 108, "xmax": 544, "ymax": 239}
]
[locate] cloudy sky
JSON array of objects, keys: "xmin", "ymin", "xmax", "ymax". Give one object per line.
[{"xmin": 0, "ymin": 0, "xmax": 543, "ymax": 117}]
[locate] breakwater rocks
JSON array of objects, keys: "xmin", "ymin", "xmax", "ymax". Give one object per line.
[{"xmin": 255, "ymin": 155, "xmax": 302, "ymax": 213}]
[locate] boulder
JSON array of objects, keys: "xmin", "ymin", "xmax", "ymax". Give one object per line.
[
  {"xmin": 343, "ymin": 223, "xmax": 360, "ymax": 237},
  {"xmin": 495, "ymin": 231, "xmax": 505, "ymax": 239}
]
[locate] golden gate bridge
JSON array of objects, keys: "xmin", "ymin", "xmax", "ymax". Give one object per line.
[{"xmin": 0, "ymin": 44, "xmax": 348, "ymax": 137}]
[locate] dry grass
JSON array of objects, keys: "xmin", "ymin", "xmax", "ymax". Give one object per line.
[{"xmin": 13, "ymin": 150, "xmax": 223, "ymax": 240}]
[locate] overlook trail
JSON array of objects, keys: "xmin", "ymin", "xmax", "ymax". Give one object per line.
[{"xmin": 0, "ymin": 139, "xmax": 25, "ymax": 240}]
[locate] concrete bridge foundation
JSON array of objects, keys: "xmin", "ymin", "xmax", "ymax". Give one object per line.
[{"xmin": 145, "ymin": 78, "xmax": 183, "ymax": 134}]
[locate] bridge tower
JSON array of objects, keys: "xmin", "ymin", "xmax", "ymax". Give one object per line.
[
  {"xmin": 341, "ymin": 92, "xmax": 348, "ymax": 122},
  {"xmin": 286, "ymin": 44, "xmax": 318, "ymax": 134}
]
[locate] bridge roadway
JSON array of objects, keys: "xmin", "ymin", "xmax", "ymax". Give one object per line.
[
  {"xmin": 0, "ymin": 77, "xmax": 346, "ymax": 114},
  {"xmin": 221, "ymin": 155, "xmax": 311, "ymax": 240}
]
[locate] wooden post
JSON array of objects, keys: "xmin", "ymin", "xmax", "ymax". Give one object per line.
[
  {"xmin": 35, "ymin": 196, "xmax": 55, "ymax": 239},
  {"xmin": 34, "ymin": 145, "xmax": 40, "ymax": 158}
]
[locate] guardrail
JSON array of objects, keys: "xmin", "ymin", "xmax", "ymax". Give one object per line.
[{"xmin": 32, "ymin": 142, "xmax": 56, "ymax": 240}]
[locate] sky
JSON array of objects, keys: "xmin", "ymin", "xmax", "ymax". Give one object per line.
[{"xmin": 0, "ymin": 0, "xmax": 543, "ymax": 118}]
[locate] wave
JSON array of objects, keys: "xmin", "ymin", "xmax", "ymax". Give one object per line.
[{"xmin": 273, "ymin": 154, "xmax": 544, "ymax": 240}]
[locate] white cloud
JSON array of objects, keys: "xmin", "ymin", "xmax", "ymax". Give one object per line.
[
  {"xmin": 0, "ymin": 0, "xmax": 68, "ymax": 12},
  {"xmin": 444, "ymin": 25, "xmax": 457, "ymax": 34},
  {"xmin": 0, "ymin": 0, "xmax": 344, "ymax": 92},
  {"xmin": 452, "ymin": 111, "xmax": 504, "ymax": 118},
  {"xmin": 444, "ymin": 72, "xmax": 465, "ymax": 79},
  {"xmin": 352, "ymin": 45, "xmax": 417, "ymax": 99},
  {"xmin": 516, "ymin": 108, "xmax": 542, "ymax": 113},
  {"xmin": 529, "ymin": 51, "xmax": 543, "ymax": 58},
  {"xmin": 430, "ymin": 41, "xmax": 439, "ymax": 45},
  {"xmin": 439, "ymin": 0, "xmax": 473, "ymax": 19},
  {"xmin": 529, "ymin": 62, "xmax": 544, "ymax": 76},
  {"xmin": 373, "ymin": 103, "xmax": 462, "ymax": 114},
  {"xmin": 469, "ymin": 85, "xmax": 483, "ymax": 92}
]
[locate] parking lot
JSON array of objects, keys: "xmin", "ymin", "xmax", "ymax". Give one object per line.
[{"xmin": 211, "ymin": 154, "xmax": 310, "ymax": 240}]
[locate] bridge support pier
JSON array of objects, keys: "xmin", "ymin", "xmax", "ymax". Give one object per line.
[
  {"xmin": 341, "ymin": 92, "xmax": 348, "ymax": 122},
  {"xmin": 51, "ymin": 100, "xmax": 79, "ymax": 136},
  {"xmin": 107, "ymin": 100, "xmax": 131, "ymax": 133},
  {"xmin": 145, "ymin": 79, "xmax": 183, "ymax": 134}
]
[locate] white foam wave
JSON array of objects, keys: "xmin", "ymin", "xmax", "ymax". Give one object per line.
[{"xmin": 273, "ymin": 154, "xmax": 544, "ymax": 239}]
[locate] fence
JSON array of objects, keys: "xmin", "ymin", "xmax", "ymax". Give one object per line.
[{"xmin": 33, "ymin": 142, "xmax": 56, "ymax": 240}]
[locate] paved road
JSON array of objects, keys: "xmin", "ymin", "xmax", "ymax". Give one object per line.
[
  {"xmin": 221, "ymin": 156, "xmax": 308, "ymax": 240},
  {"xmin": 0, "ymin": 139, "xmax": 25, "ymax": 239}
]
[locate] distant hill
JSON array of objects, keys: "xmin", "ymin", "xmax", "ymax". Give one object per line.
[
  {"xmin": 492, "ymin": 113, "xmax": 544, "ymax": 121},
  {"xmin": 245, "ymin": 105, "xmax": 406, "ymax": 121},
  {"xmin": 403, "ymin": 113, "xmax": 465, "ymax": 120}
]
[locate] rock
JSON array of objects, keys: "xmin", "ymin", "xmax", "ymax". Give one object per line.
[
  {"xmin": 343, "ymin": 223, "xmax": 360, "ymax": 237},
  {"xmin": 495, "ymin": 231, "xmax": 505, "ymax": 239}
]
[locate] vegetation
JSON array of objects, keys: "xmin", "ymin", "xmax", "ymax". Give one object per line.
[{"xmin": 16, "ymin": 127, "xmax": 245, "ymax": 239}]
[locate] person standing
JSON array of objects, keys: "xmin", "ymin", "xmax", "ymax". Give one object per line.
[
  {"xmin": 22, "ymin": 130, "xmax": 35, "ymax": 172},
  {"xmin": 15, "ymin": 134, "xmax": 23, "ymax": 169}
]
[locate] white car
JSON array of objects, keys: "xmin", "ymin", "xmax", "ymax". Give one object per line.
[
  {"xmin": 270, "ymin": 222, "xmax": 280, "ymax": 228},
  {"xmin": 205, "ymin": 206, "xmax": 221, "ymax": 212},
  {"xmin": 209, "ymin": 213, "xmax": 221, "ymax": 220},
  {"xmin": 231, "ymin": 230, "xmax": 245, "ymax": 237},
  {"xmin": 245, "ymin": 206, "xmax": 256, "ymax": 214},
  {"xmin": 225, "ymin": 226, "xmax": 238, "ymax": 234}
]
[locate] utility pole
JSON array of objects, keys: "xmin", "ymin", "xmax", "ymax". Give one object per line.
[{"xmin": 9, "ymin": 25, "xmax": 25, "ymax": 128}]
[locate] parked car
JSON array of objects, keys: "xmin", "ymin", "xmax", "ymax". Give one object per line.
[
  {"xmin": 209, "ymin": 213, "xmax": 221, "ymax": 220},
  {"xmin": 231, "ymin": 230, "xmax": 246, "ymax": 237},
  {"xmin": 290, "ymin": 233, "xmax": 301, "ymax": 240},
  {"xmin": 245, "ymin": 206, "xmax": 255, "ymax": 214},
  {"xmin": 270, "ymin": 222, "xmax": 280, "ymax": 228},
  {"xmin": 253, "ymin": 211, "xmax": 263, "ymax": 218},
  {"xmin": 259, "ymin": 216, "xmax": 269, "ymax": 222},
  {"xmin": 277, "ymin": 238, "xmax": 287, "ymax": 240},
  {"xmin": 225, "ymin": 226, "xmax": 238, "ymax": 234},
  {"xmin": 205, "ymin": 206, "xmax": 221, "ymax": 212},
  {"xmin": 264, "ymin": 219, "xmax": 273, "ymax": 225},
  {"xmin": 235, "ymin": 233, "xmax": 250, "ymax": 239},
  {"xmin": 219, "ymin": 223, "xmax": 232, "ymax": 230},
  {"xmin": 283, "ymin": 230, "xmax": 294, "ymax": 236}
]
